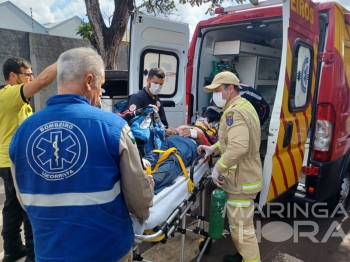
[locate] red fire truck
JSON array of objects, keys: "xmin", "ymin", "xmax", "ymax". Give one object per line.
[{"xmin": 104, "ymin": 0, "xmax": 350, "ymax": 212}]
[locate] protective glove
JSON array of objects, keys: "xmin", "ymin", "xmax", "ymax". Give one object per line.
[
  {"xmin": 197, "ymin": 145, "xmax": 214, "ymax": 162},
  {"xmin": 211, "ymin": 167, "xmax": 223, "ymax": 187},
  {"xmin": 148, "ymin": 104, "xmax": 159, "ymax": 113},
  {"xmin": 142, "ymin": 158, "xmax": 151, "ymax": 168}
]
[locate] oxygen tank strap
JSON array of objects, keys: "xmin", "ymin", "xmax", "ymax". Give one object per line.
[{"xmin": 152, "ymin": 148, "xmax": 189, "ymax": 179}]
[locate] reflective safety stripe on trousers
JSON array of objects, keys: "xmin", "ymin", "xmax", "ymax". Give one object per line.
[
  {"xmin": 21, "ymin": 181, "xmax": 121, "ymax": 207},
  {"xmin": 227, "ymin": 199, "xmax": 251, "ymax": 208},
  {"xmin": 243, "ymin": 180, "xmax": 263, "ymax": 192},
  {"xmin": 217, "ymin": 158, "xmax": 237, "ymax": 171},
  {"xmin": 244, "ymin": 258, "xmax": 261, "ymax": 262}
]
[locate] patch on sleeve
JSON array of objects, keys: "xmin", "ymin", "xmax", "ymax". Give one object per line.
[
  {"xmin": 156, "ymin": 101, "xmax": 161, "ymax": 108},
  {"xmin": 226, "ymin": 113, "xmax": 234, "ymax": 126},
  {"xmin": 127, "ymin": 131, "xmax": 136, "ymax": 144},
  {"xmin": 129, "ymin": 104, "xmax": 136, "ymax": 112}
]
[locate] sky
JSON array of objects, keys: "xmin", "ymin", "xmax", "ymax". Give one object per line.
[{"xmin": 0, "ymin": 0, "xmax": 349, "ymax": 38}]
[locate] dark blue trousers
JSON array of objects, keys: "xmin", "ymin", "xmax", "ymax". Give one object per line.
[{"xmin": 144, "ymin": 135, "xmax": 198, "ymax": 194}]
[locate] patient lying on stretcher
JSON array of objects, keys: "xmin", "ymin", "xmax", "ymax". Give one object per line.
[
  {"xmin": 169, "ymin": 116, "xmax": 218, "ymax": 146},
  {"xmin": 142, "ymin": 117, "xmax": 218, "ymax": 194}
]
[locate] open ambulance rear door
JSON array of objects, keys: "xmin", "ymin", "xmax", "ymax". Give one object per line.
[
  {"xmin": 128, "ymin": 14, "xmax": 190, "ymax": 128},
  {"xmin": 259, "ymin": 0, "xmax": 319, "ymax": 208}
]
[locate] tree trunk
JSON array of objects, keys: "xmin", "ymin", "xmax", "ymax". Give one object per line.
[{"xmin": 85, "ymin": 0, "xmax": 134, "ymax": 69}]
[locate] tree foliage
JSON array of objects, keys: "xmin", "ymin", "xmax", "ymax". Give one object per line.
[
  {"xmin": 80, "ymin": 0, "xmax": 255, "ymax": 69},
  {"xmin": 76, "ymin": 21, "xmax": 98, "ymax": 50}
]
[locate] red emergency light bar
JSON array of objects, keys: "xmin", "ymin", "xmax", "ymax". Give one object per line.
[{"xmin": 214, "ymin": 7, "xmax": 224, "ymax": 14}]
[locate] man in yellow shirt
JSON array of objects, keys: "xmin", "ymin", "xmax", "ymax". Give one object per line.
[{"xmin": 0, "ymin": 57, "xmax": 57, "ymax": 262}]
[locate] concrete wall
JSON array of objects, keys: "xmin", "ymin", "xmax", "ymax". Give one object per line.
[{"xmin": 0, "ymin": 28, "xmax": 128, "ymax": 111}]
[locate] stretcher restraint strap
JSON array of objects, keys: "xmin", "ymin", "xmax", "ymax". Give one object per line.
[
  {"xmin": 152, "ymin": 148, "xmax": 195, "ymax": 193},
  {"xmin": 151, "ymin": 147, "xmax": 189, "ymax": 180}
]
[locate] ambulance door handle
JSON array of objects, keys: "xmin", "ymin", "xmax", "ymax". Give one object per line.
[
  {"xmin": 283, "ymin": 122, "xmax": 293, "ymax": 148},
  {"xmin": 162, "ymin": 101, "xmax": 175, "ymax": 107}
]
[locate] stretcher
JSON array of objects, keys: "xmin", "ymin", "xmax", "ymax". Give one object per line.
[{"xmin": 132, "ymin": 154, "xmax": 213, "ymax": 262}]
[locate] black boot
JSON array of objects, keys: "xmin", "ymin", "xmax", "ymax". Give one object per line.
[
  {"xmin": 223, "ymin": 252, "xmax": 243, "ymax": 262},
  {"xmin": 2, "ymin": 245, "xmax": 26, "ymax": 262}
]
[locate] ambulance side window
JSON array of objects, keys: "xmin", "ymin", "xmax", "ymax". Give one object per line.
[
  {"xmin": 140, "ymin": 50, "xmax": 179, "ymax": 98},
  {"xmin": 289, "ymin": 40, "xmax": 314, "ymax": 112}
]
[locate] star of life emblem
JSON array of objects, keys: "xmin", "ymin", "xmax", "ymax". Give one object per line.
[
  {"xmin": 26, "ymin": 121, "xmax": 88, "ymax": 181},
  {"xmin": 301, "ymin": 57, "xmax": 309, "ymax": 93}
]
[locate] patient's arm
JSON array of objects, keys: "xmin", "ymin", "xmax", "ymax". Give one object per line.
[
  {"xmin": 178, "ymin": 125, "xmax": 209, "ymax": 145},
  {"xmin": 193, "ymin": 128, "xmax": 208, "ymax": 145}
]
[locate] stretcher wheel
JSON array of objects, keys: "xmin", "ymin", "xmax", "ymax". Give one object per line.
[{"xmin": 198, "ymin": 237, "xmax": 212, "ymax": 254}]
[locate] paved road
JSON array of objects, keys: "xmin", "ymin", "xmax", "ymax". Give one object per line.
[
  {"xmin": 0, "ymin": 180, "xmax": 348, "ymax": 262},
  {"xmin": 139, "ymin": 183, "xmax": 350, "ymax": 262}
]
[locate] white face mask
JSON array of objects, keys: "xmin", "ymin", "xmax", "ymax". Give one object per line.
[
  {"xmin": 213, "ymin": 92, "xmax": 228, "ymax": 108},
  {"xmin": 149, "ymin": 83, "xmax": 162, "ymax": 95}
]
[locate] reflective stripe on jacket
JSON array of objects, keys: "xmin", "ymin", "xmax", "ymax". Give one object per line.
[
  {"xmin": 9, "ymin": 95, "xmax": 153, "ymax": 261},
  {"xmin": 211, "ymin": 96, "xmax": 263, "ymax": 194}
]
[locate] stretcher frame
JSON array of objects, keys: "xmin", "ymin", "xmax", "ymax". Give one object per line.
[{"xmin": 133, "ymin": 154, "xmax": 213, "ymax": 262}]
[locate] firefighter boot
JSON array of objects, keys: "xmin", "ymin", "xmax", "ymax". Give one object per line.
[
  {"xmin": 2, "ymin": 245, "xmax": 26, "ymax": 262},
  {"xmin": 223, "ymin": 252, "xmax": 243, "ymax": 262}
]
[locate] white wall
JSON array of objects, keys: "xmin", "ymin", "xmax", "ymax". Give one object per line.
[
  {"xmin": 48, "ymin": 18, "xmax": 82, "ymax": 39},
  {"xmin": 0, "ymin": 3, "xmax": 47, "ymax": 34}
]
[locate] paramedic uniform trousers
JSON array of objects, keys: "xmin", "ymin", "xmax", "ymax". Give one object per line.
[
  {"xmin": 226, "ymin": 193, "xmax": 260, "ymax": 262},
  {"xmin": 211, "ymin": 96, "xmax": 262, "ymax": 261}
]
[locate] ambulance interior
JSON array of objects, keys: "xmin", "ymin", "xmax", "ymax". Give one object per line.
[{"xmin": 194, "ymin": 19, "xmax": 284, "ymax": 162}]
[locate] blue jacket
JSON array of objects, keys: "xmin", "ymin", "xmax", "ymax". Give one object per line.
[
  {"xmin": 9, "ymin": 95, "xmax": 134, "ymax": 262},
  {"xmin": 204, "ymin": 85, "xmax": 270, "ymax": 126}
]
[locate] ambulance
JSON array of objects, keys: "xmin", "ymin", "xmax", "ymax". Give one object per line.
[{"xmin": 103, "ymin": 0, "xmax": 350, "ymax": 212}]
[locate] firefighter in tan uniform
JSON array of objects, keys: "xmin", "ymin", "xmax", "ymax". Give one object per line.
[{"xmin": 198, "ymin": 72, "xmax": 262, "ymax": 262}]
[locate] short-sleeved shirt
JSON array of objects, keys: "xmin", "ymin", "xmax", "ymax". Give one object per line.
[
  {"xmin": 0, "ymin": 84, "xmax": 32, "ymax": 167},
  {"xmin": 127, "ymin": 88, "xmax": 169, "ymax": 128}
]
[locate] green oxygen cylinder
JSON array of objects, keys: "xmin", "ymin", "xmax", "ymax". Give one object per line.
[
  {"xmin": 231, "ymin": 63, "xmax": 240, "ymax": 79},
  {"xmin": 210, "ymin": 61, "xmax": 220, "ymax": 82},
  {"xmin": 209, "ymin": 175, "xmax": 227, "ymax": 240}
]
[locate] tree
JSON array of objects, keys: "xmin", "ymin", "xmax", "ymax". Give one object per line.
[
  {"xmin": 83, "ymin": 0, "xmax": 257, "ymax": 69},
  {"xmin": 76, "ymin": 21, "xmax": 98, "ymax": 50}
]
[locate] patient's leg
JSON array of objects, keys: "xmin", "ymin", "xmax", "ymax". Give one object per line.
[
  {"xmin": 152, "ymin": 155, "xmax": 181, "ymax": 194},
  {"xmin": 143, "ymin": 151, "xmax": 161, "ymax": 166}
]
